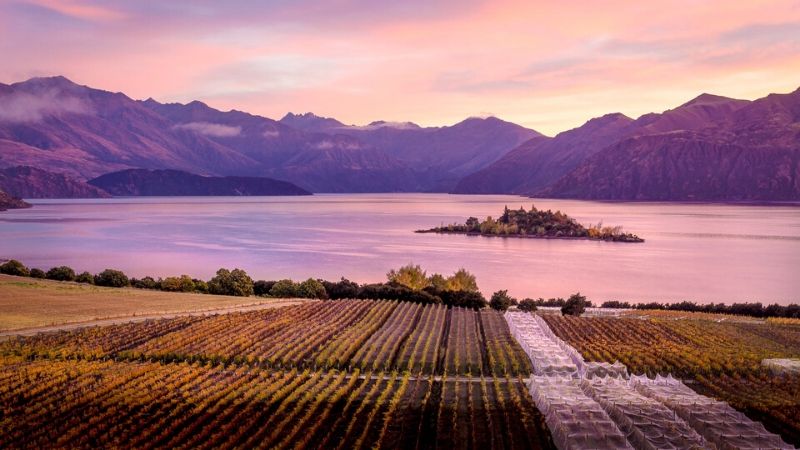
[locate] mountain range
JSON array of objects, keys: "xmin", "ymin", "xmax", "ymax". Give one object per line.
[
  {"xmin": 0, "ymin": 76, "xmax": 535, "ymax": 194},
  {"xmin": 455, "ymin": 91, "xmax": 800, "ymax": 201},
  {"xmin": 0, "ymin": 75, "xmax": 798, "ymax": 201}
]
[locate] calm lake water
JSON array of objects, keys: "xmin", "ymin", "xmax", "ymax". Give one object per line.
[{"xmin": 1, "ymin": 194, "xmax": 798, "ymax": 304}]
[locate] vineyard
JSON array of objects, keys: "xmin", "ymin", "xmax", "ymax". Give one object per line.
[
  {"xmin": 2, "ymin": 300, "xmax": 532, "ymax": 376},
  {"xmin": 3, "ymin": 300, "xmax": 799, "ymax": 448},
  {"xmin": 0, "ymin": 300, "xmax": 550, "ymax": 448},
  {"xmin": 0, "ymin": 357, "xmax": 552, "ymax": 449},
  {"xmin": 541, "ymin": 314, "xmax": 800, "ymax": 445}
]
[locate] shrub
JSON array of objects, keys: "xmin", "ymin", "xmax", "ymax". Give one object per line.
[
  {"xmin": 601, "ymin": 300, "xmax": 631, "ymax": 309},
  {"xmin": 29, "ymin": 268, "xmax": 46, "ymax": 279},
  {"xmin": 94, "ymin": 269, "xmax": 130, "ymax": 288},
  {"xmin": 321, "ymin": 278, "xmax": 360, "ymax": 299},
  {"xmin": 208, "ymin": 268, "xmax": 254, "ymax": 297},
  {"xmin": 161, "ymin": 275, "xmax": 196, "ymax": 292},
  {"xmin": 386, "ymin": 264, "xmax": 430, "ymax": 290},
  {"xmin": 0, "ymin": 259, "xmax": 29, "ymax": 277},
  {"xmin": 75, "ymin": 271, "xmax": 95, "ymax": 284},
  {"xmin": 357, "ymin": 282, "xmax": 441, "ymax": 305},
  {"xmin": 46, "ymin": 266, "xmax": 76, "ymax": 282},
  {"xmin": 518, "ymin": 298, "xmax": 537, "ymax": 312},
  {"xmin": 561, "ymin": 292, "xmax": 587, "ymax": 316},
  {"xmin": 131, "ymin": 276, "xmax": 158, "ymax": 290},
  {"xmin": 269, "ymin": 279, "xmax": 298, "ymax": 298},
  {"xmin": 424, "ymin": 287, "xmax": 486, "ymax": 309},
  {"xmin": 489, "ymin": 290, "xmax": 517, "ymax": 311},
  {"xmin": 192, "ymin": 279, "xmax": 208, "ymax": 294},
  {"xmin": 297, "ymin": 278, "xmax": 328, "ymax": 299},
  {"xmin": 445, "ymin": 268, "xmax": 479, "ymax": 292},
  {"xmin": 253, "ymin": 280, "xmax": 276, "ymax": 297}
]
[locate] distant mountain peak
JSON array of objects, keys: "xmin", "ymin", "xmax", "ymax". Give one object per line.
[
  {"xmin": 15, "ymin": 75, "xmax": 80, "ymax": 89},
  {"xmin": 583, "ymin": 112, "xmax": 633, "ymax": 127},
  {"xmin": 357, "ymin": 120, "xmax": 421, "ymax": 130},
  {"xmin": 282, "ymin": 112, "xmax": 322, "ymax": 119},
  {"xmin": 680, "ymin": 93, "xmax": 743, "ymax": 108},
  {"xmin": 279, "ymin": 111, "xmax": 346, "ymax": 132},
  {"xmin": 186, "ymin": 99, "xmax": 209, "ymax": 108}
]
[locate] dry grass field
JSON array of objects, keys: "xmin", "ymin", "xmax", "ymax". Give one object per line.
[{"xmin": 0, "ymin": 274, "xmax": 306, "ymax": 331}]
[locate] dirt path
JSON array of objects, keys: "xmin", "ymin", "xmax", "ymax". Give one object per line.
[{"xmin": 0, "ymin": 299, "xmax": 311, "ymax": 339}]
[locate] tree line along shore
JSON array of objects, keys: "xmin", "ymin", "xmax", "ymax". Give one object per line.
[{"xmin": 1, "ymin": 259, "xmax": 797, "ymax": 319}]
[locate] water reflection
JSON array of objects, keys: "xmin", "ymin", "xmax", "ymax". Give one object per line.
[{"xmin": 1, "ymin": 194, "xmax": 798, "ymax": 304}]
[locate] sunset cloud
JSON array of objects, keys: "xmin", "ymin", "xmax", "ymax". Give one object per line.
[
  {"xmin": 1, "ymin": 0, "xmax": 798, "ymax": 135},
  {"xmin": 173, "ymin": 122, "xmax": 242, "ymax": 137},
  {"xmin": 0, "ymin": 89, "xmax": 91, "ymax": 123}
]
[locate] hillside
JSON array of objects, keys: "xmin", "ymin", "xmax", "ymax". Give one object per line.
[
  {"xmin": 453, "ymin": 93, "xmax": 760, "ymax": 197},
  {"xmin": 0, "ymin": 166, "xmax": 109, "ymax": 198},
  {"xmin": 454, "ymin": 113, "xmax": 634, "ymax": 194},
  {"xmin": 141, "ymin": 99, "xmax": 419, "ymax": 192},
  {"xmin": 281, "ymin": 113, "xmax": 540, "ymax": 191},
  {"xmin": 540, "ymin": 89, "xmax": 800, "ymax": 201},
  {"xmin": 0, "ymin": 76, "xmax": 259, "ymax": 180},
  {"xmin": 539, "ymin": 133, "xmax": 800, "ymax": 201},
  {"xmin": 88, "ymin": 169, "xmax": 311, "ymax": 196}
]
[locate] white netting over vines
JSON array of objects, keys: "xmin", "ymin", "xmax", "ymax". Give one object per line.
[
  {"xmin": 505, "ymin": 312, "xmax": 796, "ymax": 450},
  {"xmin": 579, "ymin": 377, "xmax": 709, "ymax": 450},
  {"xmin": 505, "ymin": 311, "xmax": 628, "ymax": 379},
  {"xmin": 631, "ymin": 375, "xmax": 793, "ymax": 450},
  {"xmin": 530, "ymin": 376, "xmax": 634, "ymax": 450},
  {"xmin": 762, "ymin": 358, "xmax": 800, "ymax": 375},
  {"xmin": 505, "ymin": 311, "xmax": 580, "ymax": 376}
]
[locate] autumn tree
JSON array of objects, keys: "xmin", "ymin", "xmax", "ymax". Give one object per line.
[
  {"xmin": 387, "ymin": 264, "xmax": 430, "ymax": 290},
  {"xmin": 445, "ymin": 268, "xmax": 479, "ymax": 292}
]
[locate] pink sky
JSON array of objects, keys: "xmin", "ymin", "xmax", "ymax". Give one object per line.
[{"xmin": 2, "ymin": 0, "xmax": 799, "ymax": 135}]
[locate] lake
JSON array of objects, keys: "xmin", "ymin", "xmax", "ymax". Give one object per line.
[{"xmin": 1, "ymin": 194, "xmax": 798, "ymax": 304}]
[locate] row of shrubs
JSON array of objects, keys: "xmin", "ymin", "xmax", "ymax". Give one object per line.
[
  {"xmin": 599, "ymin": 300, "xmax": 800, "ymax": 319},
  {"xmin": 7, "ymin": 258, "xmax": 790, "ymax": 318},
  {"xmin": 1, "ymin": 260, "xmax": 115, "ymax": 286},
  {"xmin": 0, "ymin": 259, "xmax": 490, "ymax": 308},
  {"xmin": 490, "ymin": 291, "xmax": 588, "ymax": 316}
]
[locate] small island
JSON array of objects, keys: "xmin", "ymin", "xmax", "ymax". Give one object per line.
[
  {"xmin": 416, "ymin": 205, "xmax": 644, "ymax": 243},
  {"xmin": 0, "ymin": 191, "xmax": 31, "ymax": 212}
]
